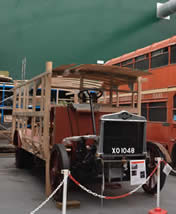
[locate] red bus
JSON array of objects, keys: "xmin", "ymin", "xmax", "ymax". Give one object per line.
[{"xmin": 105, "ymin": 36, "xmax": 176, "ymax": 170}]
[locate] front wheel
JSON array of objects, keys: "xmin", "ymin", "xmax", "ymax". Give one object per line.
[
  {"xmin": 142, "ymin": 142, "xmax": 166, "ymax": 194},
  {"xmin": 170, "ymin": 145, "xmax": 176, "ymax": 176},
  {"xmin": 49, "ymin": 144, "xmax": 70, "ymax": 201}
]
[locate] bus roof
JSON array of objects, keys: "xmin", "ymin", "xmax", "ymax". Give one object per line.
[
  {"xmin": 52, "ymin": 64, "xmax": 150, "ymax": 90},
  {"xmin": 105, "ymin": 36, "xmax": 176, "ymax": 65}
]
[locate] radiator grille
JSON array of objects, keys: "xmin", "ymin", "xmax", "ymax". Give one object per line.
[{"xmin": 103, "ymin": 121, "xmax": 144, "ymax": 155}]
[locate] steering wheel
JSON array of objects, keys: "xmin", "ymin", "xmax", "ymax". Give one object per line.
[{"xmin": 78, "ymin": 88, "xmax": 103, "ymax": 102}]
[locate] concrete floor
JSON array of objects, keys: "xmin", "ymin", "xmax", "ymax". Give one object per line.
[{"xmin": 0, "ymin": 155, "xmax": 175, "ymax": 214}]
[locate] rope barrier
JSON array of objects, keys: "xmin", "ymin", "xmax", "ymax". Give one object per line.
[
  {"xmin": 29, "ymin": 178, "xmax": 65, "ymax": 214},
  {"xmin": 69, "ymin": 161, "xmax": 162, "ymax": 200},
  {"xmin": 29, "ymin": 159, "xmax": 175, "ymax": 213}
]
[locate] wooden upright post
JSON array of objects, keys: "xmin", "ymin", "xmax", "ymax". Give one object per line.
[
  {"xmin": 137, "ymin": 77, "xmax": 142, "ymax": 116},
  {"xmin": 132, "ymin": 92, "xmax": 135, "ymax": 108},
  {"xmin": 44, "ymin": 61, "xmax": 52, "ymax": 196},
  {"xmin": 109, "ymin": 81, "xmax": 113, "ymax": 105},
  {"xmin": 74, "ymin": 90, "xmax": 79, "ymax": 104},
  {"xmin": 116, "ymin": 87, "xmax": 119, "ymax": 107},
  {"xmin": 103, "ymin": 91, "xmax": 107, "ymax": 104},
  {"xmin": 12, "ymin": 81, "xmax": 17, "ymax": 142},
  {"xmin": 79, "ymin": 77, "xmax": 84, "ymax": 103}
]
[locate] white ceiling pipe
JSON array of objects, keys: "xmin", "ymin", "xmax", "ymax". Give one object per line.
[{"xmin": 157, "ymin": 0, "xmax": 176, "ymax": 19}]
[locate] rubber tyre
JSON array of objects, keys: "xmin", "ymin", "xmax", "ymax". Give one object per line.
[
  {"xmin": 142, "ymin": 142, "xmax": 166, "ymax": 194},
  {"xmin": 170, "ymin": 145, "xmax": 176, "ymax": 176},
  {"xmin": 50, "ymin": 144, "xmax": 70, "ymax": 201}
]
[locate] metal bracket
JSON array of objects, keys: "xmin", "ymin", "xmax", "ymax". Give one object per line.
[{"xmin": 157, "ymin": 2, "xmax": 170, "ymax": 20}]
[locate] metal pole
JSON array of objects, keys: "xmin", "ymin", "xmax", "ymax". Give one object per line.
[
  {"xmin": 62, "ymin": 170, "xmax": 69, "ymax": 214},
  {"xmin": 24, "ymin": 57, "xmax": 26, "ymax": 80},
  {"xmin": 89, "ymin": 97, "xmax": 96, "ymax": 135},
  {"xmin": 21, "ymin": 58, "xmax": 24, "ymax": 80},
  {"xmin": 156, "ymin": 157, "xmax": 161, "ymax": 208},
  {"xmin": 101, "ymin": 159, "xmax": 105, "ymax": 208},
  {"xmin": 1, "ymin": 83, "xmax": 5, "ymax": 123}
]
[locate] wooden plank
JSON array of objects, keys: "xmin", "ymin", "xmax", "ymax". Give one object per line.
[
  {"xmin": 12, "ymin": 81, "xmax": 17, "ymax": 141},
  {"xmin": 132, "ymin": 92, "xmax": 135, "ymax": 108},
  {"xmin": 18, "ymin": 87, "xmax": 21, "ymax": 109},
  {"xmin": 31, "ymin": 81, "xmax": 36, "ymax": 138},
  {"xmin": 62, "ymin": 71, "xmax": 137, "ymax": 83},
  {"xmin": 41, "ymin": 77, "xmax": 44, "ymax": 111},
  {"xmin": 109, "ymin": 80, "xmax": 113, "ymax": 105},
  {"xmin": 73, "ymin": 90, "xmax": 79, "ymax": 104},
  {"xmin": 13, "ymin": 111, "xmax": 44, "ymax": 117},
  {"xmin": 116, "ymin": 89, "xmax": 119, "ymax": 107},
  {"xmin": 24, "ymin": 116, "xmax": 27, "ymax": 136},
  {"xmin": 23, "ymin": 86, "xmax": 26, "ymax": 110},
  {"xmin": 51, "ymin": 84, "xmax": 137, "ymax": 94},
  {"xmin": 43, "ymin": 62, "xmax": 52, "ymax": 196},
  {"xmin": 56, "ymin": 201, "xmax": 80, "ymax": 209},
  {"xmin": 39, "ymin": 117, "xmax": 42, "ymax": 143},
  {"xmin": 26, "ymin": 85, "xmax": 29, "ymax": 109},
  {"xmin": 23, "ymin": 135, "xmax": 41, "ymax": 144},
  {"xmin": 14, "ymin": 71, "xmax": 50, "ymax": 89}
]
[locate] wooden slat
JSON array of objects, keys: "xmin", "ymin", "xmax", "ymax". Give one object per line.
[
  {"xmin": 41, "ymin": 77, "xmax": 44, "ymax": 111},
  {"xmin": 52, "ymin": 64, "xmax": 151, "ymax": 78},
  {"xmin": 31, "ymin": 81, "xmax": 36, "ymax": 138},
  {"xmin": 13, "ymin": 111, "xmax": 44, "ymax": 117},
  {"xmin": 56, "ymin": 201, "xmax": 80, "ymax": 209},
  {"xmin": 12, "ymin": 81, "xmax": 17, "ymax": 141},
  {"xmin": 18, "ymin": 87, "xmax": 21, "ymax": 109},
  {"xmin": 23, "ymin": 136, "xmax": 41, "ymax": 144},
  {"xmin": 14, "ymin": 71, "xmax": 50, "ymax": 89}
]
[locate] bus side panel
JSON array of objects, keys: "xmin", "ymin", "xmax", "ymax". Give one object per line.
[
  {"xmin": 143, "ymin": 65, "xmax": 176, "ymax": 91},
  {"xmin": 146, "ymin": 122, "xmax": 170, "ymax": 146},
  {"xmin": 168, "ymin": 91, "xmax": 176, "ymax": 155}
]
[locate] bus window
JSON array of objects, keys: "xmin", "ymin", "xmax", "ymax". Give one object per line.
[
  {"xmin": 171, "ymin": 45, "xmax": 176, "ymax": 64},
  {"xmin": 149, "ymin": 102, "xmax": 167, "ymax": 122},
  {"xmin": 36, "ymin": 89, "xmax": 41, "ymax": 96},
  {"xmin": 114, "ymin": 63, "xmax": 121, "ymax": 67},
  {"xmin": 134, "ymin": 54, "xmax": 149, "ymax": 70},
  {"xmin": 58, "ymin": 90, "xmax": 74, "ymax": 103},
  {"xmin": 51, "ymin": 89, "xmax": 57, "ymax": 104},
  {"xmin": 173, "ymin": 94, "xmax": 176, "ymax": 121},
  {"xmin": 119, "ymin": 103, "xmax": 130, "ymax": 107},
  {"xmin": 151, "ymin": 47, "xmax": 168, "ymax": 69},
  {"xmin": 121, "ymin": 59, "xmax": 133, "ymax": 69},
  {"xmin": 141, "ymin": 103, "xmax": 147, "ymax": 119}
]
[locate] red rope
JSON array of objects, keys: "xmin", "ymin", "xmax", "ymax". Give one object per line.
[
  {"xmin": 69, "ymin": 174, "xmax": 80, "ymax": 186},
  {"xmin": 148, "ymin": 160, "xmax": 163, "ymax": 178},
  {"xmin": 69, "ymin": 160, "xmax": 165, "ymax": 200},
  {"xmin": 105, "ymin": 193, "xmax": 130, "ymax": 199}
]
